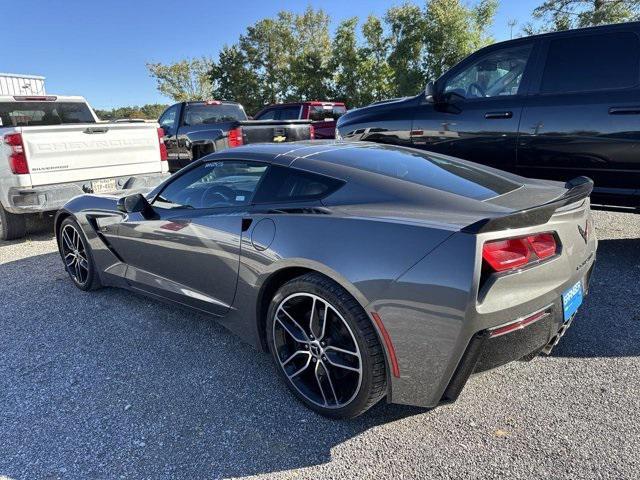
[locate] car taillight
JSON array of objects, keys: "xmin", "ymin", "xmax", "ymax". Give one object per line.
[
  {"xmin": 309, "ymin": 124, "xmax": 315, "ymax": 140},
  {"xmin": 228, "ymin": 127, "xmax": 243, "ymax": 148},
  {"xmin": 527, "ymin": 232, "xmax": 556, "ymax": 259},
  {"xmin": 157, "ymin": 127, "xmax": 167, "ymax": 161},
  {"xmin": 4, "ymin": 133, "xmax": 29, "ymax": 174},
  {"xmin": 482, "ymin": 232, "xmax": 558, "ymax": 273}
]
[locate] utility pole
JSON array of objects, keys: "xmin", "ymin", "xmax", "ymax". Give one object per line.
[{"xmin": 508, "ymin": 18, "xmax": 517, "ymax": 39}]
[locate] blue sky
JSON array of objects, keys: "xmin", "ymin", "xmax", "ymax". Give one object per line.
[{"xmin": 6, "ymin": 0, "xmax": 539, "ymax": 109}]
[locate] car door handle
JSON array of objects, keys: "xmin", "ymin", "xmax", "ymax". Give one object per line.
[
  {"xmin": 608, "ymin": 106, "xmax": 640, "ymax": 115},
  {"xmin": 484, "ymin": 111, "xmax": 513, "ymax": 119}
]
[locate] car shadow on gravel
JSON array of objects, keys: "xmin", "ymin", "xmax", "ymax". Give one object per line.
[
  {"xmin": 0, "ymin": 251, "xmax": 425, "ymax": 479},
  {"xmin": 549, "ymin": 237, "xmax": 640, "ymax": 359}
]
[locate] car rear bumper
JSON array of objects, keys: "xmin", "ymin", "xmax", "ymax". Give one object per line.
[
  {"xmin": 442, "ymin": 261, "xmax": 593, "ymax": 403},
  {"xmin": 4, "ymin": 172, "xmax": 169, "ymax": 214}
]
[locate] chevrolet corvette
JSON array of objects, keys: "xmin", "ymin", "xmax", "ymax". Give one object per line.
[{"xmin": 55, "ymin": 142, "xmax": 597, "ymax": 418}]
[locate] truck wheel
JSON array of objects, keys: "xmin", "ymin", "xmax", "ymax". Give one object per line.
[{"xmin": 0, "ymin": 204, "xmax": 27, "ymax": 240}]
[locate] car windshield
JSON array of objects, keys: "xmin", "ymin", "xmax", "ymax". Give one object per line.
[
  {"xmin": 182, "ymin": 104, "xmax": 247, "ymax": 125},
  {"xmin": 0, "ymin": 101, "xmax": 95, "ymax": 127}
]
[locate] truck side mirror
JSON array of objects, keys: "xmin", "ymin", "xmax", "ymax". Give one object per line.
[
  {"xmin": 424, "ymin": 81, "xmax": 435, "ymax": 103},
  {"xmin": 117, "ymin": 193, "xmax": 151, "ymax": 214}
]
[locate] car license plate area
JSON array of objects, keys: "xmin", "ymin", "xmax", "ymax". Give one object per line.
[
  {"xmin": 562, "ymin": 280, "xmax": 583, "ymax": 322},
  {"xmin": 91, "ymin": 178, "xmax": 117, "ymax": 194}
]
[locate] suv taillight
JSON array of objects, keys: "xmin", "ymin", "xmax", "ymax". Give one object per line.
[
  {"xmin": 157, "ymin": 127, "xmax": 168, "ymax": 161},
  {"xmin": 309, "ymin": 124, "xmax": 315, "ymax": 140},
  {"xmin": 482, "ymin": 232, "xmax": 558, "ymax": 273},
  {"xmin": 228, "ymin": 127, "xmax": 243, "ymax": 148},
  {"xmin": 4, "ymin": 133, "xmax": 29, "ymax": 174}
]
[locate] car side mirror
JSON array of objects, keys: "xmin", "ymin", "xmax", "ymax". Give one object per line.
[
  {"xmin": 424, "ymin": 81, "xmax": 435, "ymax": 103},
  {"xmin": 117, "ymin": 193, "xmax": 151, "ymax": 214}
]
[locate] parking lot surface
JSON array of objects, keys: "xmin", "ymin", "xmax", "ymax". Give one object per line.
[{"xmin": 0, "ymin": 209, "xmax": 639, "ymax": 480}]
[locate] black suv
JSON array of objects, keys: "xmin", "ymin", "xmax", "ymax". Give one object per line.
[{"xmin": 337, "ymin": 22, "xmax": 640, "ymax": 208}]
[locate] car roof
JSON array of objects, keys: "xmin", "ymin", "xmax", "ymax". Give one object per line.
[
  {"xmin": 260, "ymin": 101, "xmax": 346, "ymax": 108},
  {"xmin": 204, "ymin": 141, "xmax": 501, "ymax": 179},
  {"xmin": 489, "ymin": 21, "xmax": 640, "ymax": 49},
  {"xmin": 185, "ymin": 100, "xmax": 242, "ymax": 106},
  {"xmin": 0, "ymin": 95, "xmax": 86, "ymax": 102}
]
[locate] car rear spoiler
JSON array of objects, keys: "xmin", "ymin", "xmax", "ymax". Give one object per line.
[{"xmin": 461, "ymin": 176, "xmax": 594, "ymax": 234}]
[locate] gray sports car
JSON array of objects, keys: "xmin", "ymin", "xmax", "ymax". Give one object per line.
[{"xmin": 55, "ymin": 142, "xmax": 597, "ymax": 418}]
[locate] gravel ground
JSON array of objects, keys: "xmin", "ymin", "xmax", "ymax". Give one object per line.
[{"xmin": 0, "ymin": 210, "xmax": 638, "ymax": 480}]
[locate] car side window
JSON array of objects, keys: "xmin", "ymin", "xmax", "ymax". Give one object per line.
[
  {"xmin": 153, "ymin": 161, "xmax": 268, "ymax": 209},
  {"xmin": 159, "ymin": 105, "xmax": 179, "ymax": 134},
  {"xmin": 443, "ymin": 44, "xmax": 533, "ymax": 100},
  {"xmin": 253, "ymin": 165, "xmax": 344, "ymax": 204},
  {"xmin": 540, "ymin": 32, "xmax": 640, "ymax": 94}
]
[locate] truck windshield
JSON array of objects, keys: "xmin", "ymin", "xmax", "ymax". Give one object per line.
[
  {"xmin": 0, "ymin": 102, "xmax": 95, "ymax": 127},
  {"xmin": 183, "ymin": 104, "xmax": 247, "ymax": 126},
  {"xmin": 309, "ymin": 105, "xmax": 346, "ymax": 121}
]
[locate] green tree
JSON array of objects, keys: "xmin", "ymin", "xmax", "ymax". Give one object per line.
[
  {"xmin": 210, "ymin": 44, "xmax": 262, "ymax": 114},
  {"xmin": 357, "ymin": 15, "xmax": 394, "ymax": 106},
  {"xmin": 288, "ymin": 7, "xmax": 333, "ymax": 101},
  {"xmin": 423, "ymin": 0, "xmax": 497, "ymax": 81},
  {"xmin": 385, "ymin": 3, "xmax": 427, "ymax": 97},
  {"xmin": 525, "ymin": 0, "xmax": 640, "ymax": 34},
  {"xmin": 146, "ymin": 57, "xmax": 213, "ymax": 102},
  {"xmin": 240, "ymin": 14, "xmax": 294, "ymax": 104},
  {"xmin": 330, "ymin": 17, "xmax": 361, "ymax": 104},
  {"xmin": 94, "ymin": 104, "xmax": 169, "ymax": 121}
]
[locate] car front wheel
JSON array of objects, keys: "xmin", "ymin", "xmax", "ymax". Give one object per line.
[
  {"xmin": 58, "ymin": 217, "xmax": 101, "ymax": 291},
  {"xmin": 267, "ymin": 273, "xmax": 387, "ymax": 419}
]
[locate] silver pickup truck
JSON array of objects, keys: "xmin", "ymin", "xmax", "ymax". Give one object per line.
[{"xmin": 0, "ymin": 95, "xmax": 169, "ymax": 239}]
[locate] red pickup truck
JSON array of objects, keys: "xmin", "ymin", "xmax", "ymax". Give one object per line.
[{"xmin": 253, "ymin": 101, "xmax": 347, "ymax": 139}]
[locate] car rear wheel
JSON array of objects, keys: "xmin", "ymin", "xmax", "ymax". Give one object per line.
[
  {"xmin": 58, "ymin": 217, "xmax": 101, "ymax": 291},
  {"xmin": 267, "ymin": 273, "xmax": 387, "ymax": 418},
  {"xmin": 0, "ymin": 204, "xmax": 26, "ymax": 241}
]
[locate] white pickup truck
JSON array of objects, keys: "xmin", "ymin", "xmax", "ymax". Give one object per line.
[{"xmin": 0, "ymin": 95, "xmax": 169, "ymax": 239}]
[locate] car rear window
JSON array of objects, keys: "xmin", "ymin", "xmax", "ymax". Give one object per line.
[
  {"xmin": 319, "ymin": 146, "xmax": 521, "ymax": 200},
  {"xmin": 0, "ymin": 101, "xmax": 95, "ymax": 127},
  {"xmin": 309, "ymin": 105, "xmax": 346, "ymax": 121},
  {"xmin": 182, "ymin": 103, "xmax": 247, "ymax": 126},
  {"xmin": 541, "ymin": 32, "xmax": 640, "ymax": 94}
]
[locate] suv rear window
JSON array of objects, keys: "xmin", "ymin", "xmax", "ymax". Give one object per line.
[
  {"xmin": 541, "ymin": 32, "xmax": 640, "ymax": 94},
  {"xmin": 309, "ymin": 105, "xmax": 346, "ymax": 121},
  {"xmin": 182, "ymin": 103, "xmax": 247, "ymax": 126},
  {"xmin": 0, "ymin": 102, "xmax": 95, "ymax": 127}
]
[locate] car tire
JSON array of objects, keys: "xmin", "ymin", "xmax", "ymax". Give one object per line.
[
  {"xmin": 0, "ymin": 204, "xmax": 27, "ymax": 241},
  {"xmin": 58, "ymin": 217, "xmax": 101, "ymax": 291},
  {"xmin": 266, "ymin": 272, "xmax": 387, "ymax": 419}
]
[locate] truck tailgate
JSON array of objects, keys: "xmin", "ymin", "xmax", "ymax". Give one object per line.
[
  {"xmin": 240, "ymin": 120, "xmax": 312, "ymax": 144},
  {"xmin": 20, "ymin": 123, "xmax": 162, "ymax": 186}
]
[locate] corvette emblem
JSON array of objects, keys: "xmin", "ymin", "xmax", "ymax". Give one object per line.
[{"xmin": 578, "ymin": 222, "xmax": 588, "ymax": 244}]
